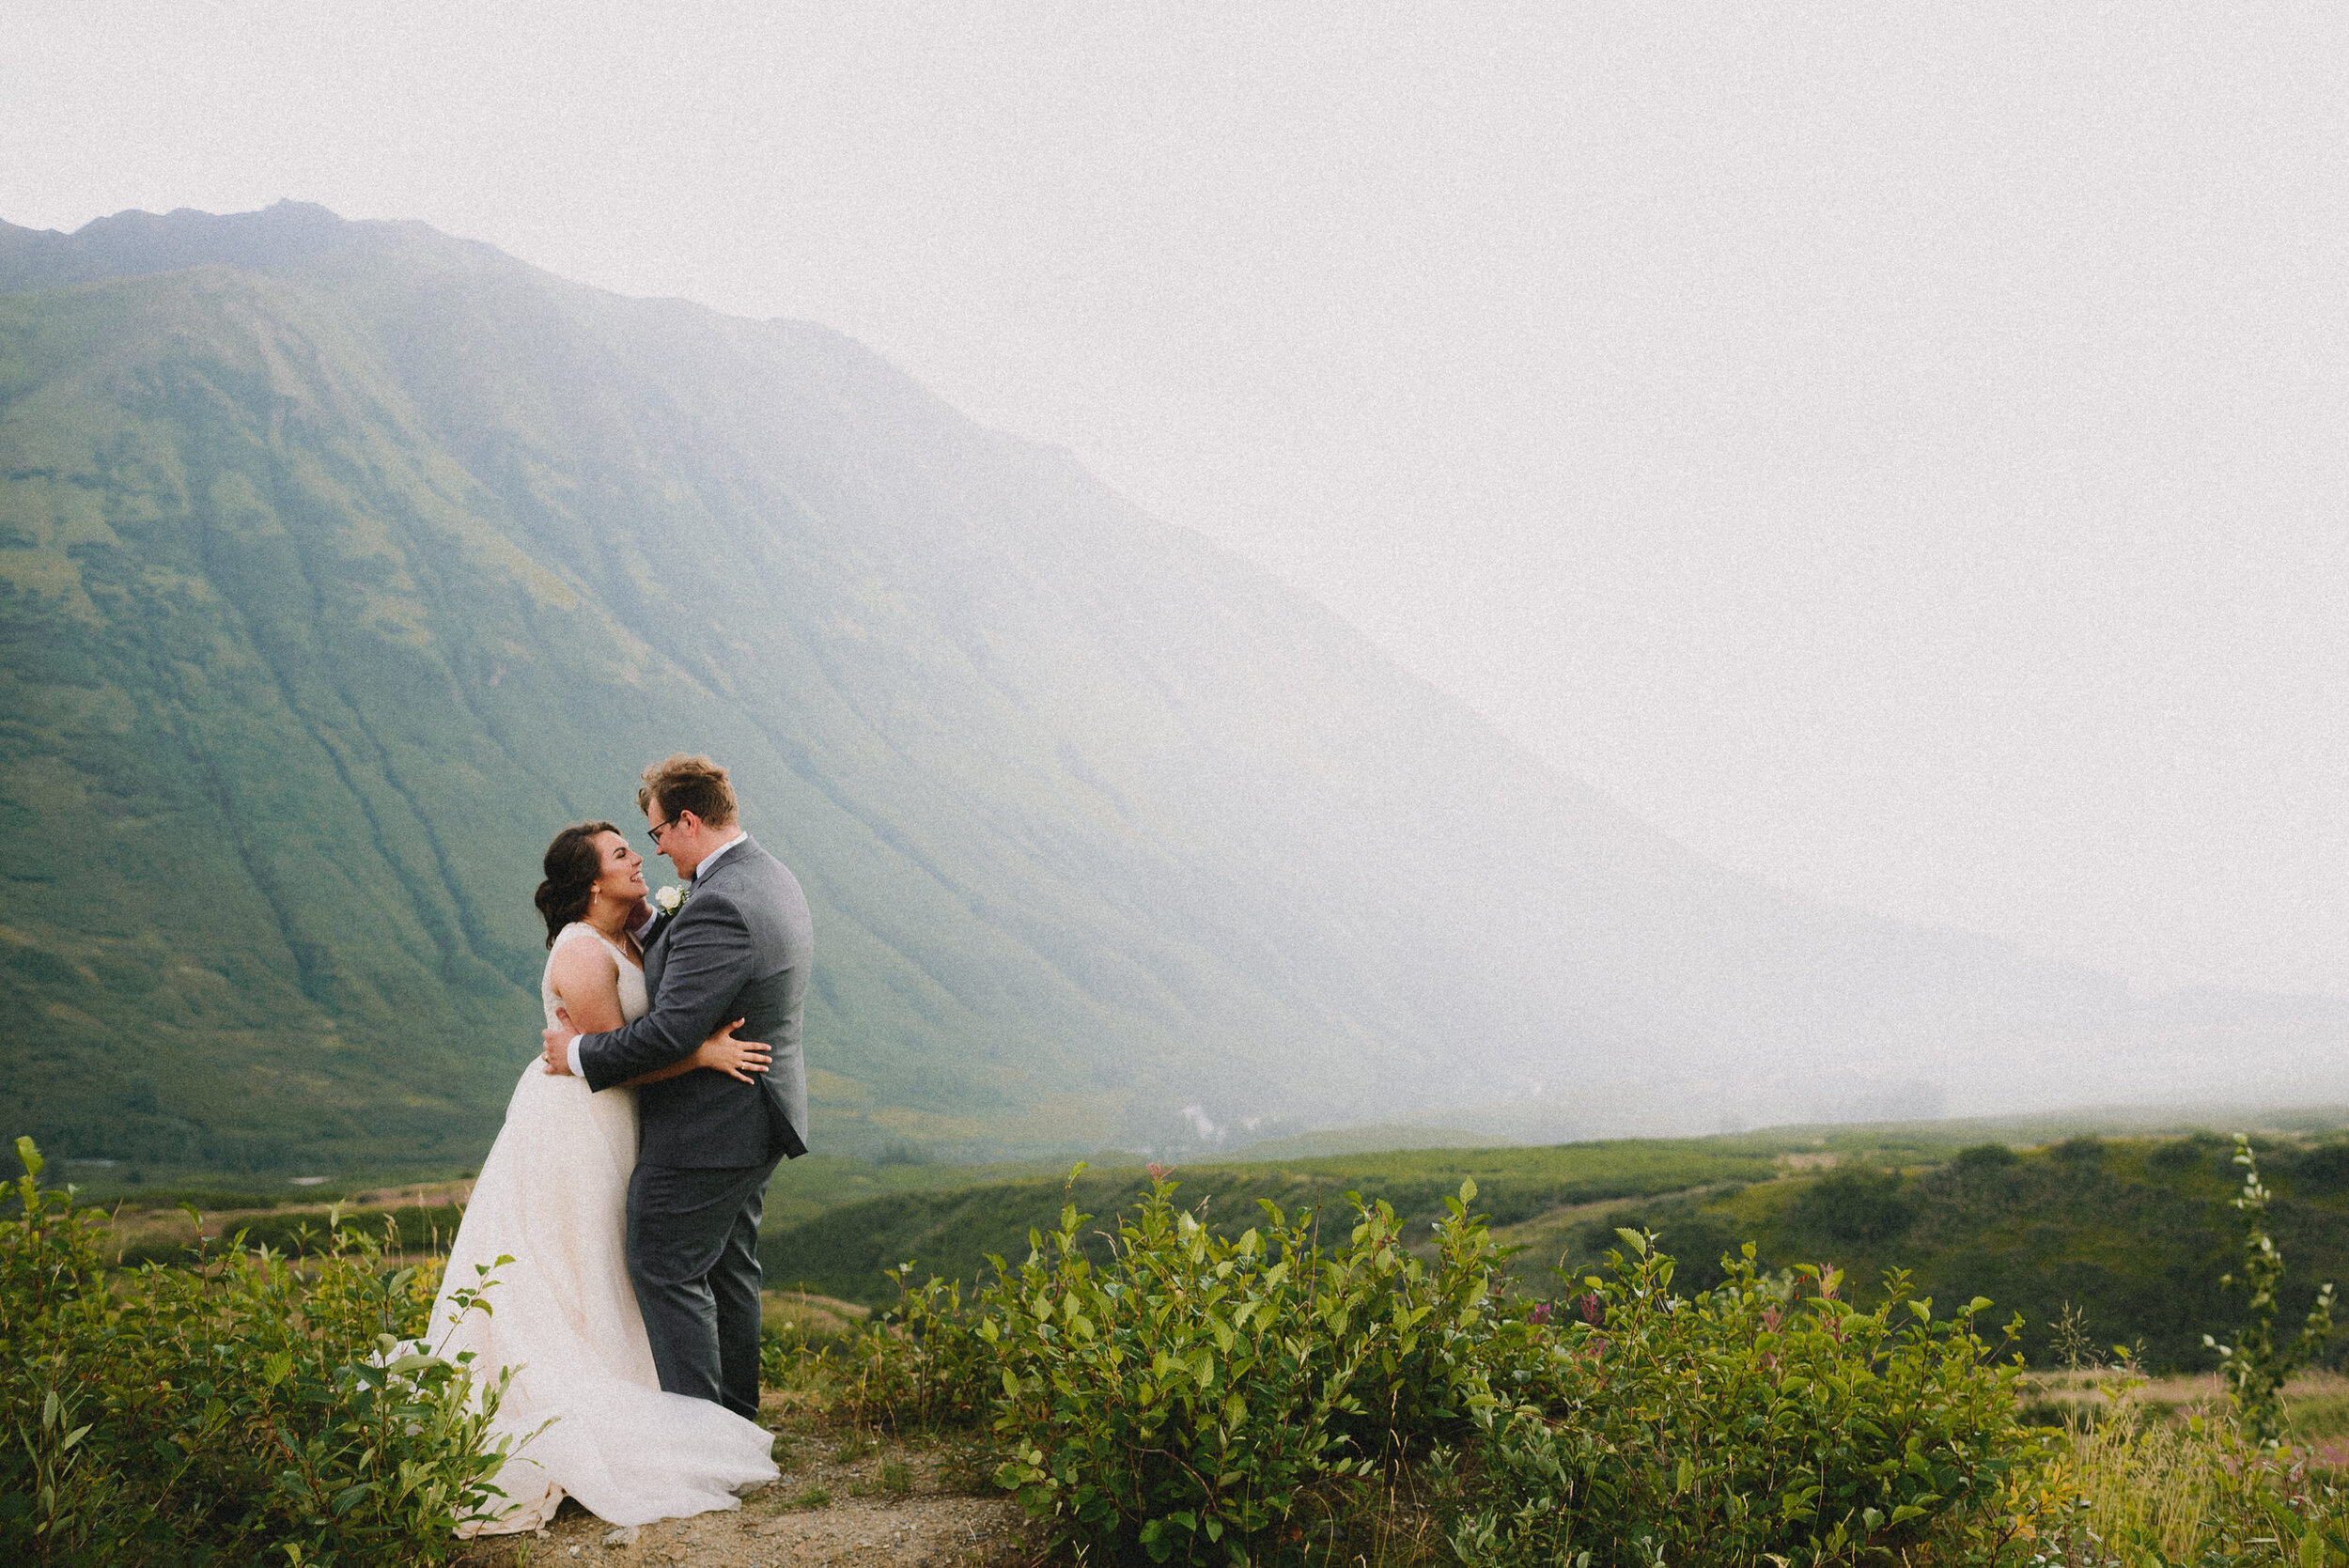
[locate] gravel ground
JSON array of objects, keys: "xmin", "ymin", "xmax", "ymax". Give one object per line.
[{"xmin": 452, "ymin": 1401, "xmax": 1040, "ymax": 1568}]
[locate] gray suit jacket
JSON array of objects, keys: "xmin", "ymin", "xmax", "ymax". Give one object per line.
[{"xmin": 579, "ymin": 835, "xmax": 811, "ymax": 1168}]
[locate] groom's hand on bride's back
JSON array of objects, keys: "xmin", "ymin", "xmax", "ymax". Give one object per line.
[{"xmin": 542, "ymin": 1006, "xmax": 579, "ymax": 1075}]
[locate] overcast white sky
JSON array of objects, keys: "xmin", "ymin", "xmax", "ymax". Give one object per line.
[{"xmin": 8, "ymin": 3, "xmax": 2347, "ymax": 998}]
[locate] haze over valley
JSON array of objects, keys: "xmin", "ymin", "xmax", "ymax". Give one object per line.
[{"xmin": 3, "ymin": 203, "xmax": 2340, "ymax": 1172}]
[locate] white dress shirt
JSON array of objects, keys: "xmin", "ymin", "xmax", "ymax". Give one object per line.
[{"xmin": 567, "ymin": 831, "xmax": 747, "ymax": 1077}]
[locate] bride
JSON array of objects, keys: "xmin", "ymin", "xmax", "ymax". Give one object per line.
[{"xmin": 424, "ymin": 820, "xmax": 781, "ymax": 1535}]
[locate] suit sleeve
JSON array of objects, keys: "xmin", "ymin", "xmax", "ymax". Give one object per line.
[{"xmin": 576, "ymin": 894, "xmax": 754, "ymax": 1091}]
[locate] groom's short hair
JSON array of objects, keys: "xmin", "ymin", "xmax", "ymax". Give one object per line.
[{"xmin": 639, "ymin": 753, "xmax": 739, "ymax": 827}]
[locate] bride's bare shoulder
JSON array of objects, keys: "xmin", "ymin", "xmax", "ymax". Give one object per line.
[{"xmin": 545, "ymin": 926, "xmax": 619, "ymax": 1000}]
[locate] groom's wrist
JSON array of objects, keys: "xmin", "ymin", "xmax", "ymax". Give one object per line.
[{"xmin": 567, "ymin": 1036, "xmax": 586, "ymax": 1078}]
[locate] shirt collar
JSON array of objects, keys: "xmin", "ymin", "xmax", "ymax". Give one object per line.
[{"xmin": 692, "ymin": 831, "xmax": 749, "ymax": 881}]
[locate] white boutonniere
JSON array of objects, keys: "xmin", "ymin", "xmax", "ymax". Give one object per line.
[{"xmin": 653, "ymin": 885, "xmax": 689, "ymax": 915}]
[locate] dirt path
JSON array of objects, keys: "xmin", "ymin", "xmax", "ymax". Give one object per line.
[{"xmin": 452, "ymin": 1403, "xmax": 1039, "ymax": 1568}]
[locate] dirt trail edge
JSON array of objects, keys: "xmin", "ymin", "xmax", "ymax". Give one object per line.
[{"xmin": 453, "ymin": 1400, "xmax": 1040, "ymax": 1568}]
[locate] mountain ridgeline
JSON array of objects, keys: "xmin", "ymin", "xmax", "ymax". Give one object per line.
[{"xmin": 1, "ymin": 203, "xmax": 2338, "ymax": 1172}]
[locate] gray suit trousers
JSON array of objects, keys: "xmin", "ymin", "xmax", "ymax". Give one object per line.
[{"xmin": 627, "ymin": 1156, "xmax": 779, "ymax": 1420}]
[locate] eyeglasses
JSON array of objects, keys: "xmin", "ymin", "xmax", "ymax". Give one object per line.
[{"xmin": 646, "ymin": 815, "xmax": 681, "ymax": 846}]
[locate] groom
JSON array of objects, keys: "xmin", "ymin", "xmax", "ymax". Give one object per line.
[{"xmin": 541, "ymin": 753, "xmax": 811, "ymax": 1420}]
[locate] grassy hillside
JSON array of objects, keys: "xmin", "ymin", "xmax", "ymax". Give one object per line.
[
  {"xmin": 759, "ymin": 1137, "xmax": 1798, "ymax": 1302},
  {"xmin": 761, "ymin": 1128, "xmax": 2349, "ymax": 1374},
  {"xmin": 1549, "ymin": 1132, "xmax": 2349, "ymax": 1371}
]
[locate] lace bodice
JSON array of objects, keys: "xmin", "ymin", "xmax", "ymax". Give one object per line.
[{"xmin": 543, "ymin": 923, "xmax": 650, "ymax": 1031}]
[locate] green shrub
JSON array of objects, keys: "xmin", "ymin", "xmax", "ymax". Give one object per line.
[
  {"xmin": 758, "ymin": 1320, "xmax": 807, "ymax": 1391},
  {"xmin": 985, "ymin": 1169, "xmax": 1508, "ymax": 1565},
  {"xmin": 0, "ymin": 1137, "xmax": 514, "ymax": 1565},
  {"xmin": 754, "ymin": 1265, "xmax": 992, "ymax": 1429},
  {"xmin": 1785, "ymin": 1167, "xmax": 1918, "ymax": 1248},
  {"xmin": 834, "ymin": 1266, "xmax": 993, "ymax": 1433},
  {"xmin": 1449, "ymin": 1234, "xmax": 2043, "ymax": 1567},
  {"xmin": 786, "ymin": 1147, "xmax": 2349, "ymax": 1563},
  {"xmin": 1572, "ymin": 1203, "xmax": 1746, "ymax": 1296}
]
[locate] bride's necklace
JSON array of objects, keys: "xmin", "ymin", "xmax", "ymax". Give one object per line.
[{"xmin": 585, "ymin": 904, "xmax": 638, "ymax": 960}]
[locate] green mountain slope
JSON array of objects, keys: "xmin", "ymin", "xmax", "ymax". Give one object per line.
[{"xmin": 2, "ymin": 204, "xmax": 2341, "ymax": 1173}]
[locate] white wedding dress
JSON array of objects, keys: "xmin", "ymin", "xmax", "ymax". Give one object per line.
[{"xmin": 422, "ymin": 922, "xmax": 779, "ymax": 1536}]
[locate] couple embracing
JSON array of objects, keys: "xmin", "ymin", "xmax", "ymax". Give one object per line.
[{"xmin": 426, "ymin": 753, "xmax": 810, "ymax": 1534}]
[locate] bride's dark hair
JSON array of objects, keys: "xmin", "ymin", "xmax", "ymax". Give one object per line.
[{"xmin": 536, "ymin": 821, "xmax": 623, "ymax": 947}]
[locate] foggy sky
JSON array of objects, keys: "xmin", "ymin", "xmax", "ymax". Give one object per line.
[{"xmin": 8, "ymin": 4, "xmax": 2345, "ymax": 999}]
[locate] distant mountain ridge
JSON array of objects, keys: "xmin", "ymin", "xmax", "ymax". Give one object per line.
[{"xmin": 0, "ymin": 202, "xmax": 2337, "ymax": 1172}]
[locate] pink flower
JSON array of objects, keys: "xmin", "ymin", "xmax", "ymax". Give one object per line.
[{"xmin": 1146, "ymin": 1161, "xmax": 1167, "ymax": 1183}]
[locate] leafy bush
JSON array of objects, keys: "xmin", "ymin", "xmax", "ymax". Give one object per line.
[
  {"xmin": 0, "ymin": 1137, "xmax": 513, "ymax": 1565},
  {"xmin": 1573, "ymin": 1203, "xmax": 1747, "ymax": 1296},
  {"xmin": 984, "ymin": 1170, "xmax": 1507, "ymax": 1565},
  {"xmin": 1786, "ymin": 1167, "xmax": 1918, "ymax": 1248},
  {"xmin": 782, "ymin": 1145, "xmax": 2349, "ymax": 1565},
  {"xmin": 758, "ymin": 1141, "xmax": 1782, "ymax": 1307},
  {"xmin": 833, "ymin": 1266, "xmax": 993, "ymax": 1433},
  {"xmin": 1449, "ymin": 1234, "xmax": 2044, "ymax": 1567}
]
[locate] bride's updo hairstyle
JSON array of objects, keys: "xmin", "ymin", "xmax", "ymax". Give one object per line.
[{"xmin": 535, "ymin": 820, "xmax": 623, "ymax": 947}]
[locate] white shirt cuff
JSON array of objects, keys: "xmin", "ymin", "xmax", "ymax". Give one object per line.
[{"xmin": 567, "ymin": 1036, "xmax": 586, "ymax": 1078}]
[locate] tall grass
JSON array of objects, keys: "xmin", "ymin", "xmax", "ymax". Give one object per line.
[
  {"xmin": 2056, "ymin": 1405, "xmax": 2223, "ymax": 1560},
  {"xmin": 2031, "ymin": 1397, "xmax": 2349, "ymax": 1565}
]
